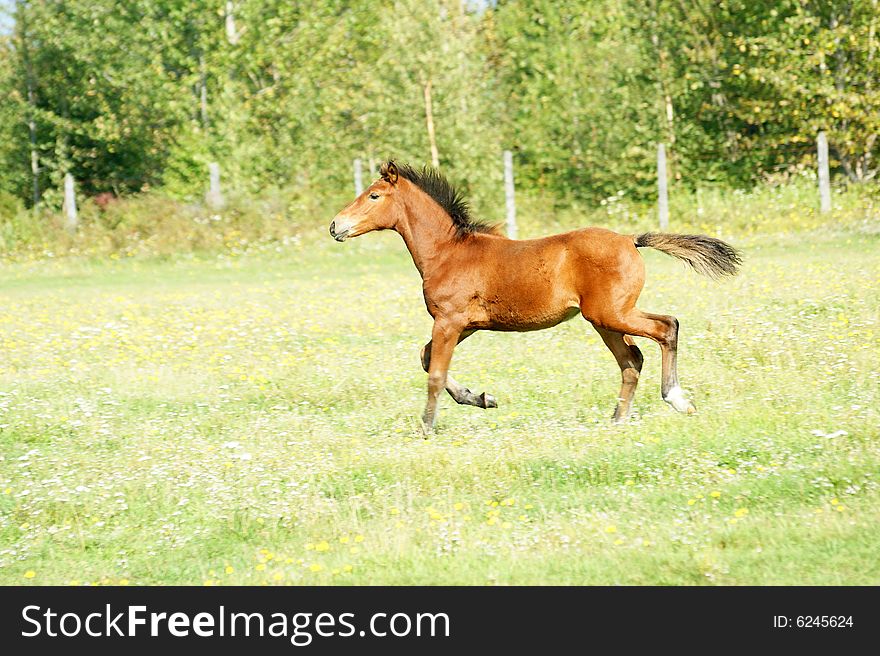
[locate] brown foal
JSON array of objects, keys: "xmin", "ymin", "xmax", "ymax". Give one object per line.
[{"xmin": 330, "ymin": 162, "xmax": 741, "ymax": 433}]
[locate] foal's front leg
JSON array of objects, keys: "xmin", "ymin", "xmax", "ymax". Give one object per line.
[
  {"xmin": 421, "ymin": 331, "xmax": 497, "ymax": 411},
  {"xmin": 421, "ymin": 319, "xmax": 464, "ymax": 434}
]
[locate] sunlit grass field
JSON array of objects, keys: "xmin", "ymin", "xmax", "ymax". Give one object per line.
[{"xmin": 1, "ymin": 225, "xmax": 878, "ymax": 585}]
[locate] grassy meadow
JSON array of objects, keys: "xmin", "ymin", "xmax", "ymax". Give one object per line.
[{"xmin": 0, "ymin": 205, "xmax": 878, "ymax": 585}]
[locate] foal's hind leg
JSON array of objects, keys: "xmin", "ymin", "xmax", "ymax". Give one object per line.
[
  {"xmin": 421, "ymin": 331, "xmax": 497, "ymax": 410},
  {"xmin": 594, "ymin": 327, "xmax": 643, "ymax": 422},
  {"xmin": 596, "ymin": 310, "xmax": 696, "ymax": 414},
  {"xmin": 638, "ymin": 312, "xmax": 695, "ymax": 414}
]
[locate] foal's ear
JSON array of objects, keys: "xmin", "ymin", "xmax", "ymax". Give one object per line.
[{"xmin": 380, "ymin": 161, "xmax": 399, "ymax": 185}]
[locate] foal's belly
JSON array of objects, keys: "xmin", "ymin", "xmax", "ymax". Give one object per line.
[
  {"xmin": 484, "ymin": 305, "xmax": 581, "ymax": 332},
  {"xmin": 466, "ymin": 294, "xmax": 582, "ymax": 332}
]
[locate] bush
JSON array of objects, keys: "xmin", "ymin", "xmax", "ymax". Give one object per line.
[
  {"xmin": 0, "ymin": 185, "xmax": 350, "ymax": 260},
  {"xmin": 1, "ymin": 177, "xmax": 878, "ymax": 262},
  {"xmin": 513, "ymin": 176, "xmax": 880, "ymax": 240}
]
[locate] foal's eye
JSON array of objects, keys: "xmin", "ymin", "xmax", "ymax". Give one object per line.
[{"xmin": 369, "ymin": 192, "xmax": 380, "ymax": 200}]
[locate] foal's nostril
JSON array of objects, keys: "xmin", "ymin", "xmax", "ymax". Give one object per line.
[{"xmin": 329, "ymin": 221, "xmax": 336, "ymax": 237}]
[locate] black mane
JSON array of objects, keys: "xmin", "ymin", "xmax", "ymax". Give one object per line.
[{"xmin": 388, "ymin": 162, "xmax": 499, "ymax": 238}]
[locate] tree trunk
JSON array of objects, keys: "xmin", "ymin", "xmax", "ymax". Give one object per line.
[
  {"xmin": 225, "ymin": 2, "xmax": 239, "ymax": 45},
  {"xmin": 199, "ymin": 54, "xmax": 209, "ymax": 128},
  {"xmin": 650, "ymin": 11, "xmax": 676, "ymax": 181},
  {"xmin": 18, "ymin": 1, "xmax": 41, "ymax": 206},
  {"xmin": 423, "ymin": 78, "xmax": 440, "ymax": 169}
]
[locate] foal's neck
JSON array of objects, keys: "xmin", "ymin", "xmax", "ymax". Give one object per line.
[{"xmin": 396, "ymin": 190, "xmax": 458, "ymax": 279}]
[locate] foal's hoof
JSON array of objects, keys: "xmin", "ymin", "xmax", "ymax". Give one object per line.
[
  {"xmin": 664, "ymin": 386, "xmax": 695, "ymax": 414},
  {"xmin": 479, "ymin": 392, "xmax": 497, "ymax": 409},
  {"xmin": 420, "ymin": 414, "xmax": 436, "ymax": 438}
]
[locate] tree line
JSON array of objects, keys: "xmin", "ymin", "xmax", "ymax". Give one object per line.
[{"xmin": 0, "ymin": 0, "xmax": 877, "ymax": 215}]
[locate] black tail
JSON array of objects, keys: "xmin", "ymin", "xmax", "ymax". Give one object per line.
[{"xmin": 634, "ymin": 232, "xmax": 742, "ymax": 279}]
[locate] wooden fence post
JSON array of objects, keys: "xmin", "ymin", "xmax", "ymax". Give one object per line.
[
  {"xmin": 353, "ymin": 157, "xmax": 364, "ymax": 196},
  {"xmin": 503, "ymin": 150, "xmax": 517, "ymax": 239},
  {"xmin": 63, "ymin": 172, "xmax": 77, "ymax": 232},
  {"xmin": 817, "ymin": 131, "xmax": 831, "ymax": 213},
  {"xmin": 206, "ymin": 162, "xmax": 225, "ymax": 209},
  {"xmin": 657, "ymin": 143, "xmax": 669, "ymax": 230}
]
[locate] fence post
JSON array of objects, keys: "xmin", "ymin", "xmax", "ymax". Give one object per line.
[
  {"xmin": 206, "ymin": 161, "xmax": 225, "ymax": 210},
  {"xmin": 817, "ymin": 131, "xmax": 831, "ymax": 213},
  {"xmin": 353, "ymin": 157, "xmax": 364, "ymax": 196},
  {"xmin": 503, "ymin": 150, "xmax": 517, "ymax": 239},
  {"xmin": 657, "ymin": 143, "xmax": 669, "ymax": 230},
  {"xmin": 63, "ymin": 172, "xmax": 77, "ymax": 232}
]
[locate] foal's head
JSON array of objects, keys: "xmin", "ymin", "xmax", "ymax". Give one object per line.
[{"xmin": 329, "ymin": 162, "xmax": 406, "ymax": 242}]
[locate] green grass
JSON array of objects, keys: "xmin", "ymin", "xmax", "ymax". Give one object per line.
[{"xmin": 1, "ymin": 222, "xmax": 878, "ymax": 586}]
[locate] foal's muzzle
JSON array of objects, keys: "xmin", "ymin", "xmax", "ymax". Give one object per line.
[{"xmin": 328, "ymin": 220, "xmax": 350, "ymax": 242}]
